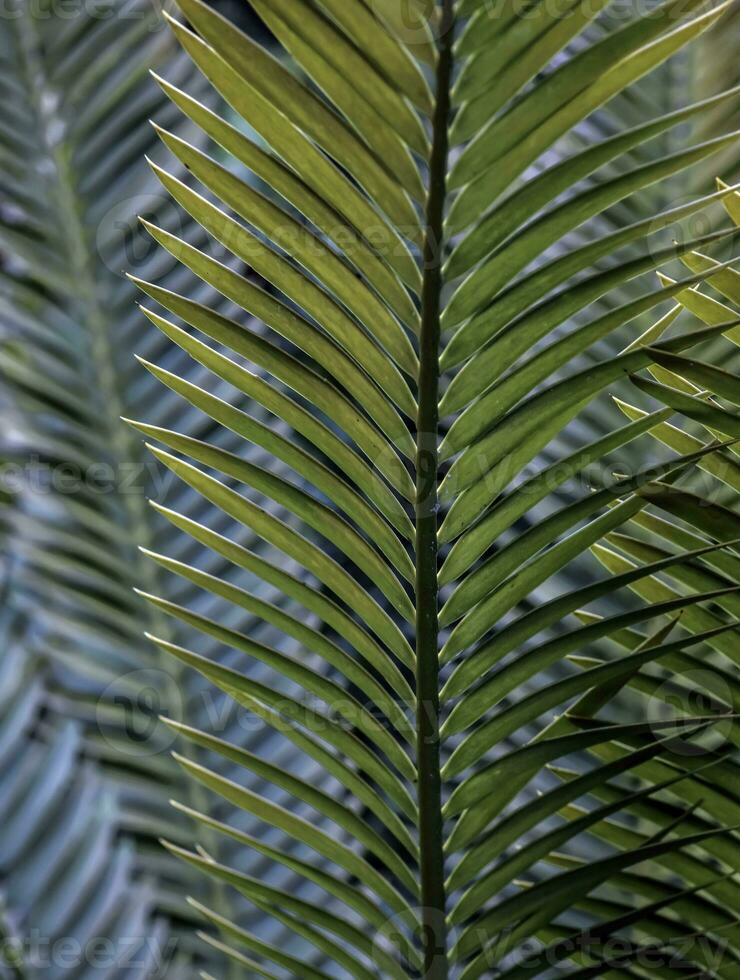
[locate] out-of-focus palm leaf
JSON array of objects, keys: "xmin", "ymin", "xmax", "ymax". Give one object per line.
[{"xmin": 0, "ymin": 0, "xmax": 326, "ymax": 973}]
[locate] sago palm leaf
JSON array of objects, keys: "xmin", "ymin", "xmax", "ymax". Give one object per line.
[
  {"xmin": 0, "ymin": 597, "xmax": 171, "ymax": 980},
  {"xmin": 0, "ymin": 0, "xmax": 313, "ymax": 971},
  {"xmin": 134, "ymin": 0, "xmax": 740, "ymax": 976}
]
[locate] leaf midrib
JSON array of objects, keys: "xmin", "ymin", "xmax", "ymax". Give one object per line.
[
  {"xmin": 415, "ymin": 3, "xmax": 456, "ymax": 976},
  {"xmin": 12, "ymin": 5, "xmax": 167, "ymax": 628}
]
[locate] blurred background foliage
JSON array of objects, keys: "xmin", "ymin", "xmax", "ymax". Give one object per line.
[{"xmin": 0, "ymin": 0, "xmax": 737, "ymax": 976}]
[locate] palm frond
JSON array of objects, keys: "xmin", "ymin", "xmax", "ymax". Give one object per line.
[
  {"xmin": 126, "ymin": 0, "xmax": 740, "ymax": 976},
  {"xmin": 0, "ymin": 0, "xmax": 324, "ymax": 970}
]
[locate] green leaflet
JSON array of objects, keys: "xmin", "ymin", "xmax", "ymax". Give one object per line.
[
  {"xmin": 444, "ymin": 622, "xmax": 739, "ymax": 774},
  {"xmin": 443, "ymin": 717, "xmax": 715, "ymax": 823},
  {"xmin": 153, "ymin": 75, "xmax": 420, "ymax": 328},
  {"xmin": 442, "ymin": 535, "xmax": 737, "ymax": 679},
  {"xmin": 169, "ymin": 0, "xmax": 423, "ymax": 241},
  {"xmin": 165, "ymin": 724, "xmax": 418, "ymax": 887},
  {"xmin": 440, "ymin": 322, "xmax": 738, "ymax": 503},
  {"xmin": 453, "ymin": 0, "xmax": 592, "ymax": 105},
  {"xmin": 614, "ymin": 397, "xmax": 740, "ymax": 492},
  {"xmin": 631, "ymin": 374, "xmax": 740, "ymax": 438},
  {"xmin": 454, "ymin": 1, "xmax": 525, "ymax": 56},
  {"xmin": 134, "ymin": 426, "xmax": 414, "ymax": 618},
  {"xmin": 438, "ymin": 411, "xmax": 670, "ymax": 569},
  {"xmin": 442, "ymin": 588, "xmax": 740, "ymax": 734},
  {"xmin": 621, "ymin": 511, "xmax": 740, "ymax": 584},
  {"xmin": 440, "ymin": 264, "xmax": 731, "ymax": 452},
  {"xmin": 450, "ymin": 0, "xmax": 722, "ymax": 187},
  {"xmin": 168, "ymin": 664, "xmax": 418, "ymax": 856},
  {"xmin": 139, "ymin": 294, "xmax": 414, "ymax": 495},
  {"xmin": 445, "ymin": 728, "xmax": 713, "ymax": 891},
  {"xmin": 143, "ymin": 164, "xmax": 421, "ymax": 413},
  {"xmin": 635, "ymin": 485, "xmax": 740, "ymax": 542},
  {"xmin": 128, "ymin": 398, "xmax": 414, "ymax": 580},
  {"xmin": 150, "ymin": 132, "xmax": 420, "ymax": 382},
  {"xmin": 197, "ymin": 935, "xmax": 284, "ymax": 980},
  {"xmin": 163, "ymin": 17, "xmax": 421, "ymax": 289},
  {"xmin": 648, "ymin": 349, "xmax": 740, "ymax": 406},
  {"xmin": 440, "ymin": 444, "xmax": 728, "ymax": 625},
  {"xmin": 558, "ymin": 806, "xmax": 740, "ymax": 939},
  {"xmin": 162, "ymin": 844, "xmax": 407, "ymax": 980},
  {"xmin": 247, "ymin": 0, "xmax": 427, "ymax": 193},
  {"xmin": 190, "ymin": 897, "xmax": 386, "ymax": 979},
  {"xmin": 657, "ymin": 270, "xmax": 740, "ymax": 342},
  {"xmin": 446, "ymin": 1, "xmax": 732, "ymax": 230},
  {"xmin": 141, "ymin": 548, "xmax": 414, "ymax": 733},
  {"xmin": 135, "ymin": 324, "xmax": 415, "ymax": 536},
  {"xmin": 144, "ymin": 505, "xmax": 416, "ymax": 707},
  {"xmin": 172, "ymin": 751, "xmax": 414, "ymax": 915},
  {"xmin": 445, "ymin": 97, "xmax": 740, "ymax": 279},
  {"xmin": 150, "ymin": 635, "xmax": 418, "ymax": 819},
  {"xmin": 490, "ymin": 877, "xmax": 733, "ymax": 979},
  {"xmin": 592, "ymin": 543, "xmax": 740, "ymax": 665},
  {"xmin": 449, "ymin": 765, "xmax": 706, "ymax": 926},
  {"xmin": 149, "ymin": 447, "xmax": 416, "ymax": 653},
  {"xmin": 442, "ymin": 176, "xmax": 739, "ymax": 357},
  {"xmin": 451, "ymin": 0, "xmax": 612, "ymax": 144},
  {"xmin": 553, "ymin": 763, "xmax": 740, "ymax": 872},
  {"xmin": 681, "ymin": 249, "xmax": 740, "ymax": 305},
  {"xmin": 313, "ymin": 0, "xmax": 434, "ymax": 110},
  {"xmin": 441, "ymin": 237, "xmax": 738, "ymax": 411},
  {"xmin": 146, "ymin": 592, "xmax": 416, "ymax": 774},
  {"xmin": 456, "ymin": 824, "xmax": 738, "ymax": 966}
]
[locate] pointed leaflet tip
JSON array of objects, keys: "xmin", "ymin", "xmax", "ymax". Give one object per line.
[
  {"xmin": 149, "ymin": 121, "xmax": 171, "ymax": 142},
  {"xmin": 160, "ymin": 715, "xmax": 183, "ymax": 731},
  {"xmin": 144, "ymin": 155, "xmax": 167, "ymax": 179},
  {"xmin": 134, "ymin": 354, "xmax": 158, "ymax": 372}
]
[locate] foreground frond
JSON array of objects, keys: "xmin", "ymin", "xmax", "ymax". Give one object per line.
[{"xmin": 135, "ymin": 0, "xmax": 740, "ymax": 976}]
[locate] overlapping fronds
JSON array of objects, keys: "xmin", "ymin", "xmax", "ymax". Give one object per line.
[
  {"xmin": 0, "ymin": 0, "xmax": 317, "ymax": 970},
  {"xmin": 123, "ymin": 0, "xmax": 740, "ymax": 976}
]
